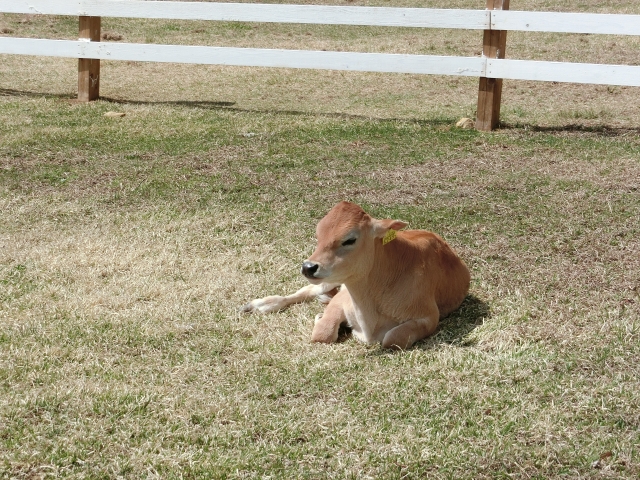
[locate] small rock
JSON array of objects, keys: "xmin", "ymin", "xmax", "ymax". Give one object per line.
[
  {"xmin": 600, "ymin": 451, "xmax": 613, "ymax": 460},
  {"xmin": 104, "ymin": 111, "xmax": 125, "ymax": 118},
  {"xmin": 102, "ymin": 32, "xmax": 123, "ymax": 41},
  {"xmin": 456, "ymin": 118, "xmax": 475, "ymax": 129}
]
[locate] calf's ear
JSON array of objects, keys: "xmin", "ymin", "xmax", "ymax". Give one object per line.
[{"xmin": 372, "ymin": 219, "xmax": 409, "ymax": 238}]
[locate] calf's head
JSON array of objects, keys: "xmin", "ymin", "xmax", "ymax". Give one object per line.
[{"xmin": 301, "ymin": 202, "xmax": 407, "ymax": 284}]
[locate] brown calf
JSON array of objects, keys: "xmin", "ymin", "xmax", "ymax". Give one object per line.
[{"xmin": 243, "ymin": 201, "xmax": 470, "ymax": 349}]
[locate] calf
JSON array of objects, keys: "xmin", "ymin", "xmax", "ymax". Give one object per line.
[{"xmin": 243, "ymin": 201, "xmax": 470, "ymax": 349}]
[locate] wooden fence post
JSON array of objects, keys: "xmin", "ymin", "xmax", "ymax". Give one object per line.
[
  {"xmin": 78, "ymin": 16, "xmax": 101, "ymax": 102},
  {"xmin": 476, "ymin": 0, "xmax": 509, "ymax": 131}
]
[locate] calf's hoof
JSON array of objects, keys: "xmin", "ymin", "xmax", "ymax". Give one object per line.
[
  {"xmin": 241, "ymin": 296, "xmax": 285, "ymax": 314},
  {"xmin": 381, "ymin": 332, "xmax": 413, "ymax": 350}
]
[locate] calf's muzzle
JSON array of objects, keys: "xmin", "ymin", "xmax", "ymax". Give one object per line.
[{"xmin": 301, "ymin": 261, "xmax": 319, "ymax": 279}]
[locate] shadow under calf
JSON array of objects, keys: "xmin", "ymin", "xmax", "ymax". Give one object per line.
[{"xmin": 427, "ymin": 294, "xmax": 490, "ymax": 348}]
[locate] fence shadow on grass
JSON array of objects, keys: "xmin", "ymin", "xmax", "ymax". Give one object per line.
[
  {"xmin": 100, "ymin": 96, "xmax": 456, "ymax": 126},
  {"xmin": 6, "ymin": 88, "xmax": 639, "ymax": 136},
  {"xmin": 499, "ymin": 121, "xmax": 640, "ymax": 137},
  {"xmin": 5, "ymin": 88, "xmax": 640, "ymax": 135},
  {"xmin": 0, "ymin": 88, "xmax": 454, "ymax": 126},
  {"xmin": 0, "ymin": 88, "xmax": 75, "ymax": 100}
]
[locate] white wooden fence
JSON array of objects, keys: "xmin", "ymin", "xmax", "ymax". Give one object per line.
[{"xmin": 1, "ymin": 0, "xmax": 639, "ymax": 130}]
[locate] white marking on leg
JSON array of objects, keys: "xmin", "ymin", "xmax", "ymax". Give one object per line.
[{"xmin": 242, "ymin": 283, "xmax": 340, "ymax": 314}]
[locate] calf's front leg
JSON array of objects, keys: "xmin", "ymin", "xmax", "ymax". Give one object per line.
[
  {"xmin": 381, "ymin": 312, "xmax": 439, "ymax": 350},
  {"xmin": 311, "ymin": 289, "xmax": 348, "ymax": 344},
  {"xmin": 242, "ymin": 283, "xmax": 339, "ymax": 314}
]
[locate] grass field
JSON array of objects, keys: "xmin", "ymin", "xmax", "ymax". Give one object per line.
[{"xmin": 1, "ymin": 1, "xmax": 640, "ymax": 478}]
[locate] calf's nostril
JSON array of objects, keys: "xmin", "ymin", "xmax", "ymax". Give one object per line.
[{"xmin": 301, "ymin": 261, "xmax": 319, "ymax": 278}]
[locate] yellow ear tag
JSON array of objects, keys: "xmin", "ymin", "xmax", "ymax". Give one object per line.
[{"xmin": 382, "ymin": 229, "xmax": 397, "ymax": 246}]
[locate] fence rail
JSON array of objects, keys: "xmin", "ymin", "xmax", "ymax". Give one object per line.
[
  {"xmin": 1, "ymin": 0, "xmax": 639, "ymax": 130},
  {"xmin": 3, "ymin": 1, "xmax": 640, "ymax": 35},
  {"xmin": 0, "ymin": 1, "xmax": 491, "ymax": 29},
  {"xmin": 0, "ymin": 37, "xmax": 488, "ymax": 76},
  {"xmin": 490, "ymin": 10, "xmax": 640, "ymax": 35}
]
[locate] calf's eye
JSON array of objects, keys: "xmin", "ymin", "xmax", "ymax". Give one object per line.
[{"xmin": 342, "ymin": 238, "xmax": 357, "ymax": 246}]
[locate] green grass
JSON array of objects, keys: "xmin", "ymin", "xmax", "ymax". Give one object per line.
[
  {"xmin": 2, "ymin": 2, "xmax": 640, "ymax": 478},
  {"xmin": 1, "ymin": 96, "xmax": 638, "ymax": 479}
]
